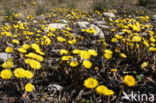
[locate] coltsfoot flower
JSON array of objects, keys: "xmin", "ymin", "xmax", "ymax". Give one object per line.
[
  {"xmin": 25, "ymin": 83, "xmax": 35, "ymax": 92},
  {"xmin": 123, "ymin": 75, "xmax": 137, "ymax": 87},
  {"xmin": 82, "ymin": 60, "xmax": 92, "ymax": 69},
  {"xmin": 84, "ymin": 77, "xmax": 98, "ymax": 89},
  {"xmin": 0, "ymin": 69, "xmax": 13, "ymax": 79},
  {"xmin": 5, "ymin": 47, "xmax": 13, "ymax": 53},
  {"xmin": 69, "ymin": 61, "xmax": 79, "ymax": 67}
]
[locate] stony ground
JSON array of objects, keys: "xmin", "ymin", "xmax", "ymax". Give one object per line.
[{"xmin": 0, "ymin": 7, "xmax": 156, "ymax": 103}]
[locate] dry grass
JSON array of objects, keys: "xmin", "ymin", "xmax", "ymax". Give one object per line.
[{"xmin": 0, "ymin": 0, "xmax": 155, "ymax": 17}]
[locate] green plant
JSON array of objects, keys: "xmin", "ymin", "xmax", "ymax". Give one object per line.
[
  {"xmin": 92, "ymin": 0, "xmax": 113, "ymax": 11},
  {"xmin": 138, "ymin": 0, "xmax": 153, "ymax": 6},
  {"xmin": 35, "ymin": 4, "xmax": 50, "ymax": 15},
  {"xmin": 3, "ymin": 7, "xmax": 17, "ymax": 16}
]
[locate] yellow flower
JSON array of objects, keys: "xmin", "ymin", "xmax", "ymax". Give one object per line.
[
  {"xmin": 132, "ymin": 36, "xmax": 141, "ymax": 42},
  {"xmin": 115, "ymin": 34, "xmax": 123, "ymax": 39},
  {"xmin": 88, "ymin": 49, "xmax": 98, "ymax": 56},
  {"xmin": 80, "ymin": 51, "xmax": 91, "ymax": 59},
  {"xmin": 104, "ymin": 52, "xmax": 112, "ymax": 58},
  {"xmin": 29, "ymin": 60, "xmax": 42, "ymax": 70},
  {"xmin": 57, "ymin": 37, "xmax": 66, "ymax": 42},
  {"xmin": 148, "ymin": 47, "xmax": 156, "ymax": 52},
  {"xmin": 25, "ymin": 83, "xmax": 35, "ymax": 92},
  {"xmin": 96, "ymin": 85, "xmax": 108, "ymax": 94},
  {"xmin": 141, "ymin": 62, "xmax": 148, "ymax": 69},
  {"xmin": 110, "ymin": 69, "xmax": 118, "ymax": 72},
  {"xmin": 25, "ymin": 52, "xmax": 44, "ymax": 61},
  {"xmin": 31, "ymin": 43, "xmax": 45, "ymax": 55},
  {"xmin": 60, "ymin": 49, "xmax": 69, "ymax": 55},
  {"xmin": 61, "ymin": 56, "xmax": 73, "ymax": 61},
  {"xmin": 24, "ymin": 58, "xmax": 32, "ymax": 64},
  {"xmin": 13, "ymin": 68, "xmax": 25, "ymax": 78},
  {"xmin": 69, "ymin": 61, "xmax": 79, "ymax": 67},
  {"xmin": 123, "ymin": 75, "xmax": 137, "ymax": 87},
  {"xmin": 22, "ymin": 44, "xmax": 30, "ymax": 49},
  {"xmin": 82, "ymin": 60, "xmax": 92, "ymax": 69},
  {"xmin": 12, "ymin": 39, "xmax": 20, "ymax": 44},
  {"xmin": 143, "ymin": 40, "xmax": 149, "ymax": 47},
  {"xmin": 47, "ymin": 27, "xmax": 56, "ymax": 32},
  {"xmin": 150, "ymin": 43, "xmax": 155, "ymax": 47},
  {"xmin": 102, "ymin": 89, "xmax": 114, "ymax": 96},
  {"xmin": 0, "ymin": 69, "xmax": 13, "ymax": 79},
  {"xmin": 111, "ymin": 38, "xmax": 118, "ymax": 42},
  {"xmin": 150, "ymin": 37, "xmax": 155, "ymax": 42},
  {"xmin": 24, "ymin": 70, "xmax": 34, "ymax": 78},
  {"xmin": 72, "ymin": 49, "xmax": 81, "ymax": 54},
  {"xmin": 18, "ymin": 48, "xmax": 27, "ymax": 53},
  {"xmin": 2, "ymin": 60, "xmax": 14, "ymax": 69},
  {"xmin": 104, "ymin": 49, "xmax": 113, "ymax": 54},
  {"xmin": 47, "ymin": 32, "xmax": 55, "ymax": 36},
  {"xmin": 31, "ymin": 43, "xmax": 40, "ymax": 50},
  {"xmin": 84, "ymin": 78, "xmax": 98, "ymax": 89},
  {"xmin": 25, "ymin": 59, "xmax": 42, "ymax": 70},
  {"xmin": 120, "ymin": 53, "xmax": 127, "ymax": 58},
  {"xmin": 5, "ymin": 47, "xmax": 13, "ymax": 53},
  {"xmin": 86, "ymin": 28, "xmax": 96, "ymax": 34},
  {"xmin": 44, "ymin": 38, "xmax": 52, "ymax": 45},
  {"xmin": 68, "ymin": 39, "xmax": 77, "ymax": 44}
]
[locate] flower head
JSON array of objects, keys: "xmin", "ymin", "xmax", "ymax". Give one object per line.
[
  {"xmin": 141, "ymin": 62, "xmax": 148, "ymax": 69},
  {"xmin": 88, "ymin": 49, "xmax": 98, "ymax": 56},
  {"xmin": 24, "ymin": 70, "xmax": 34, "ymax": 78},
  {"xmin": 13, "ymin": 68, "xmax": 26, "ymax": 78},
  {"xmin": 60, "ymin": 49, "xmax": 69, "ymax": 55},
  {"xmin": 123, "ymin": 75, "xmax": 137, "ymax": 86},
  {"xmin": 96, "ymin": 85, "xmax": 108, "ymax": 94},
  {"xmin": 57, "ymin": 37, "xmax": 66, "ymax": 42},
  {"xmin": 61, "ymin": 56, "xmax": 73, "ymax": 61},
  {"xmin": 5, "ymin": 47, "xmax": 13, "ymax": 53},
  {"xmin": 132, "ymin": 36, "xmax": 141, "ymax": 42},
  {"xmin": 25, "ymin": 83, "xmax": 35, "ymax": 92},
  {"xmin": 0, "ymin": 69, "xmax": 13, "ymax": 79},
  {"xmin": 18, "ymin": 48, "xmax": 27, "ymax": 53},
  {"xmin": 80, "ymin": 51, "xmax": 91, "ymax": 59},
  {"xmin": 70, "ymin": 61, "xmax": 79, "ymax": 67},
  {"xmin": 84, "ymin": 77, "xmax": 98, "ymax": 89},
  {"xmin": 82, "ymin": 60, "xmax": 92, "ymax": 69},
  {"xmin": 2, "ymin": 60, "xmax": 14, "ymax": 69}
]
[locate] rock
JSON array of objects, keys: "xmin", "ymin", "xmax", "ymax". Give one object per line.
[
  {"xmin": 47, "ymin": 83, "xmax": 63, "ymax": 93},
  {"xmin": 46, "ymin": 23, "xmax": 67, "ymax": 31},
  {"xmin": 152, "ymin": 15, "xmax": 156, "ymax": 21},
  {"xmin": 103, "ymin": 12, "xmax": 116, "ymax": 18},
  {"xmin": 90, "ymin": 24, "xmax": 104, "ymax": 38},
  {"xmin": 0, "ymin": 53, "xmax": 11, "ymax": 61},
  {"xmin": 94, "ymin": 20, "xmax": 106, "ymax": 25},
  {"xmin": 76, "ymin": 21, "xmax": 89, "ymax": 28},
  {"xmin": 98, "ymin": 25, "xmax": 110, "ymax": 29},
  {"xmin": 60, "ymin": 19, "xmax": 68, "ymax": 23}
]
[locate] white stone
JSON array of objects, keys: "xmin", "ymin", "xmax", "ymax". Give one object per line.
[
  {"xmin": 103, "ymin": 12, "xmax": 116, "ymax": 18},
  {"xmin": 76, "ymin": 21, "xmax": 89, "ymax": 28},
  {"xmin": 48, "ymin": 83, "xmax": 63, "ymax": 92},
  {"xmin": 0, "ymin": 53, "xmax": 11, "ymax": 61},
  {"xmin": 46, "ymin": 23, "xmax": 67, "ymax": 32},
  {"xmin": 90, "ymin": 24, "xmax": 104, "ymax": 38},
  {"xmin": 60, "ymin": 19, "xmax": 68, "ymax": 23},
  {"xmin": 98, "ymin": 25, "xmax": 109, "ymax": 29},
  {"xmin": 152, "ymin": 15, "xmax": 156, "ymax": 21},
  {"xmin": 94, "ymin": 20, "xmax": 106, "ymax": 25}
]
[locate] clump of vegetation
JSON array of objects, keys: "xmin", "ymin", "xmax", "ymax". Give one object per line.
[
  {"xmin": 35, "ymin": 4, "xmax": 50, "ymax": 15},
  {"xmin": 138, "ymin": 0, "xmax": 155, "ymax": 7},
  {"xmin": 92, "ymin": 0, "xmax": 110, "ymax": 11},
  {"xmin": 0, "ymin": 8, "xmax": 156, "ymax": 102}
]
